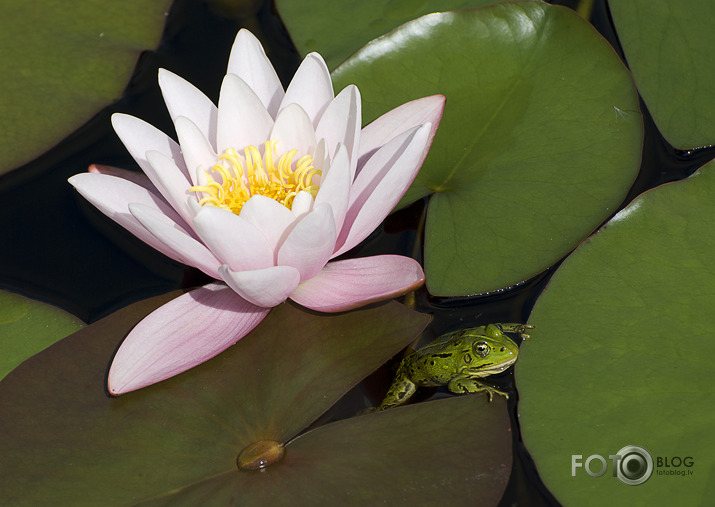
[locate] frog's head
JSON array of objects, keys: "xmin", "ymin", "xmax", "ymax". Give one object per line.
[{"xmin": 464, "ymin": 324, "xmax": 520, "ymax": 376}]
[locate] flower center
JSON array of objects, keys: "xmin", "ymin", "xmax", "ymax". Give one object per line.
[{"xmin": 190, "ymin": 140, "xmax": 320, "ymax": 215}]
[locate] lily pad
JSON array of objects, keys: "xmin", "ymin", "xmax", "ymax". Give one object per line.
[
  {"xmin": 331, "ymin": 2, "xmax": 642, "ymax": 296},
  {"xmin": 516, "ymin": 160, "xmax": 715, "ymax": 505},
  {"xmin": 609, "ymin": 0, "xmax": 715, "ymax": 149},
  {"xmin": 0, "ymin": 289, "xmax": 84, "ymax": 381},
  {"xmin": 136, "ymin": 396, "xmax": 511, "ymax": 505},
  {"xmin": 0, "ymin": 0, "xmax": 171, "ymax": 174},
  {"xmin": 0, "ymin": 291, "xmax": 513, "ymax": 504},
  {"xmin": 275, "ymin": 0, "xmax": 495, "ymax": 69}
]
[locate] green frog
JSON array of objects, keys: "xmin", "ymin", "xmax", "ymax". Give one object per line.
[{"xmin": 377, "ymin": 323, "xmax": 533, "ymax": 410}]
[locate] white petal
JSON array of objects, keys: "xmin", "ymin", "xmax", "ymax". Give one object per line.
[
  {"xmin": 68, "ymin": 173, "xmax": 193, "ymax": 265},
  {"xmin": 291, "ymin": 190, "xmax": 314, "ymax": 217},
  {"xmin": 174, "ymin": 116, "xmax": 218, "ymax": 187},
  {"xmin": 239, "ymin": 195, "xmax": 297, "ymax": 252},
  {"xmin": 277, "ymin": 203, "xmax": 336, "ymax": 281},
  {"xmin": 193, "ymin": 206, "xmax": 274, "ymax": 272},
  {"xmin": 217, "ymin": 74, "xmax": 274, "ymax": 152},
  {"xmin": 357, "ymin": 94, "xmax": 445, "ymax": 171},
  {"xmin": 220, "ymin": 265, "xmax": 300, "ymax": 308},
  {"xmin": 187, "ymin": 195, "xmax": 203, "ymax": 217},
  {"xmin": 314, "ymin": 144, "xmax": 350, "ymax": 234},
  {"xmin": 111, "ymin": 113, "xmax": 192, "ymax": 184},
  {"xmin": 315, "ymin": 85, "xmax": 361, "ymax": 179},
  {"xmin": 270, "ymin": 103, "xmax": 316, "ymax": 159},
  {"xmin": 348, "ymin": 123, "xmax": 432, "ymax": 209},
  {"xmin": 279, "ymin": 53, "xmax": 333, "ymax": 126},
  {"xmin": 333, "ymin": 124, "xmax": 431, "ymax": 257},
  {"xmin": 87, "ymin": 163, "xmax": 153, "ymax": 190},
  {"xmin": 158, "ymin": 68, "xmax": 218, "ymax": 150},
  {"xmin": 144, "ymin": 150, "xmax": 196, "ymax": 226},
  {"xmin": 313, "ymin": 138, "xmax": 329, "ymax": 178},
  {"xmin": 129, "ymin": 203, "xmax": 221, "ymax": 278},
  {"xmin": 226, "ymin": 29, "xmax": 284, "ymax": 117}
]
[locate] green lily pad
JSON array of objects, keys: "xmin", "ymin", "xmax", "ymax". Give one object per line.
[
  {"xmin": 516, "ymin": 160, "xmax": 715, "ymax": 505},
  {"xmin": 331, "ymin": 2, "xmax": 642, "ymax": 296},
  {"xmin": 0, "ymin": 0, "xmax": 171, "ymax": 175},
  {"xmin": 275, "ymin": 0, "xmax": 495, "ymax": 69},
  {"xmin": 609, "ymin": 0, "xmax": 715, "ymax": 149},
  {"xmin": 0, "ymin": 289, "xmax": 84, "ymax": 381},
  {"xmin": 0, "ymin": 291, "xmax": 513, "ymax": 504}
]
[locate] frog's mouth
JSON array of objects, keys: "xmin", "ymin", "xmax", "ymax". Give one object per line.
[{"xmin": 469, "ymin": 356, "xmax": 517, "ymax": 376}]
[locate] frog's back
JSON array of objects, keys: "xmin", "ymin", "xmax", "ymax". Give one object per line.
[
  {"xmin": 416, "ymin": 327, "xmax": 479, "ymax": 353},
  {"xmin": 405, "ymin": 330, "xmax": 478, "ymax": 386}
]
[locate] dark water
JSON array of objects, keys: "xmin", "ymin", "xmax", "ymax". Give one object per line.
[{"xmin": 0, "ymin": 0, "xmax": 712, "ymax": 505}]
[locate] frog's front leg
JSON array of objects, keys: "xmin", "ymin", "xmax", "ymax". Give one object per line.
[
  {"xmin": 447, "ymin": 375, "xmax": 509, "ymax": 402},
  {"xmin": 378, "ymin": 369, "xmax": 417, "ymax": 411},
  {"xmin": 494, "ymin": 323, "xmax": 534, "ymax": 339}
]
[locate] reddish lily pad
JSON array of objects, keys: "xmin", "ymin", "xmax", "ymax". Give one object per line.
[
  {"xmin": 0, "ymin": 291, "xmax": 513, "ymax": 504},
  {"xmin": 331, "ymin": 3, "xmax": 642, "ymax": 296},
  {"xmin": 137, "ymin": 396, "xmax": 511, "ymax": 505}
]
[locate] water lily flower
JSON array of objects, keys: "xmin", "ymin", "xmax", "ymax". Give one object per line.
[{"xmin": 69, "ymin": 29, "xmax": 444, "ymax": 395}]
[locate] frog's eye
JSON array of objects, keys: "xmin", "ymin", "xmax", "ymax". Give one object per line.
[{"xmin": 474, "ymin": 341, "xmax": 490, "ymax": 358}]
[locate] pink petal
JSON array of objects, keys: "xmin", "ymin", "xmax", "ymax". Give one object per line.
[
  {"xmin": 219, "ymin": 265, "xmax": 301, "ymax": 307},
  {"xmin": 315, "ymin": 85, "xmax": 361, "ymax": 179},
  {"xmin": 158, "ymin": 68, "xmax": 218, "ymax": 150},
  {"xmin": 356, "ymin": 94, "xmax": 445, "ymax": 174},
  {"xmin": 314, "ymin": 144, "xmax": 350, "ymax": 234},
  {"xmin": 279, "ymin": 53, "xmax": 333, "ymax": 126},
  {"xmin": 217, "ymin": 74, "xmax": 274, "ymax": 152},
  {"xmin": 270, "ymin": 103, "xmax": 317, "ymax": 159},
  {"xmin": 111, "ymin": 113, "xmax": 192, "ymax": 184},
  {"xmin": 68, "ymin": 172, "xmax": 194, "ymax": 264},
  {"xmin": 192, "ymin": 205, "xmax": 274, "ymax": 271},
  {"xmin": 226, "ymin": 29, "xmax": 284, "ymax": 117},
  {"xmin": 108, "ymin": 283, "xmax": 269, "ymax": 394},
  {"xmin": 239, "ymin": 195, "xmax": 297, "ymax": 253},
  {"xmin": 277, "ymin": 203, "xmax": 336, "ymax": 281},
  {"xmin": 290, "ymin": 255, "xmax": 425, "ymax": 312},
  {"xmin": 333, "ymin": 124, "xmax": 431, "ymax": 257},
  {"xmin": 174, "ymin": 116, "xmax": 218, "ymax": 187},
  {"xmin": 129, "ymin": 203, "xmax": 221, "ymax": 278}
]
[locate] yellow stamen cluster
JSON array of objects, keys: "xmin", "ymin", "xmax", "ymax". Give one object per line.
[{"xmin": 190, "ymin": 140, "xmax": 320, "ymax": 215}]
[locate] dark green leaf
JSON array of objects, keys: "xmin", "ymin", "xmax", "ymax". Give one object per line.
[
  {"xmin": 609, "ymin": 0, "xmax": 715, "ymax": 149},
  {"xmin": 332, "ymin": 2, "xmax": 642, "ymax": 295},
  {"xmin": 517, "ymin": 161, "xmax": 715, "ymax": 505},
  {"xmin": 0, "ymin": 0, "xmax": 171, "ymax": 174},
  {"xmin": 0, "ymin": 289, "xmax": 84, "ymax": 381},
  {"xmin": 275, "ymin": 0, "xmax": 496, "ymax": 69}
]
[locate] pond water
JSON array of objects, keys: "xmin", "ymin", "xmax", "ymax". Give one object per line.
[{"xmin": 1, "ymin": 0, "xmax": 713, "ymax": 505}]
